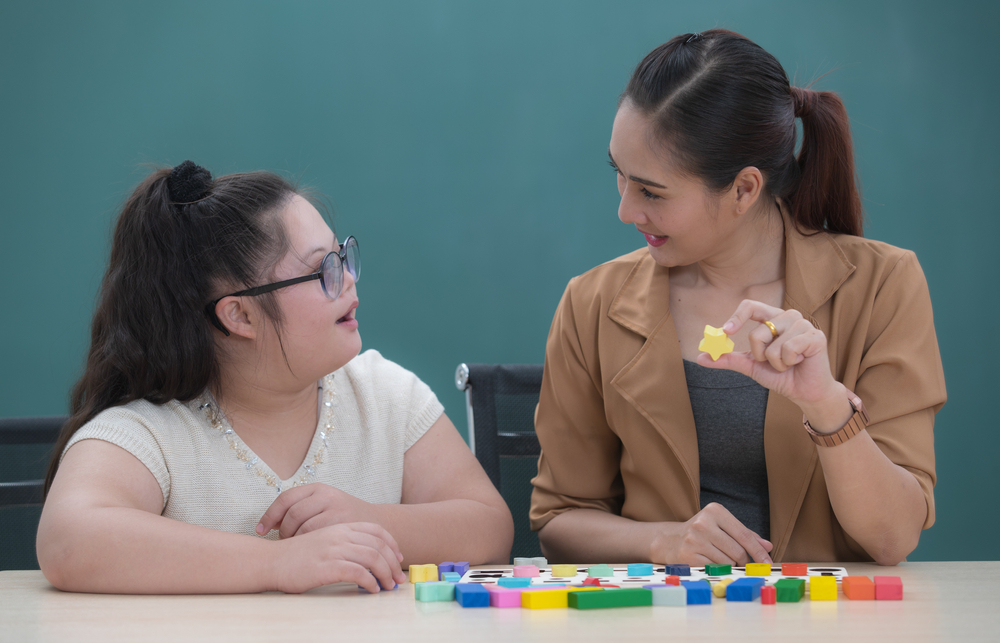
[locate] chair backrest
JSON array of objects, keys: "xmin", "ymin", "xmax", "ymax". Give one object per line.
[
  {"xmin": 0, "ymin": 416, "xmax": 66, "ymax": 570},
  {"xmin": 455, "ymin": 363, "xmax": 543, "ymax": 563}
]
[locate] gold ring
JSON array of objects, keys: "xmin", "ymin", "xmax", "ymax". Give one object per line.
[{"xmin": 763, "ymin": 320, "xmax": 778, "ymax": 338}]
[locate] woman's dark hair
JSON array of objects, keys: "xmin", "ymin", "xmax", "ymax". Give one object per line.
[
  {"xmin": 622, "ymin": 29, "xmax": 863, "ymax": 236},
  {"xmin": 44, "ymin": 162, "xmax": 296, "ymax": 494}
]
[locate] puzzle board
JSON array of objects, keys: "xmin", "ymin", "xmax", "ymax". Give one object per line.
[{"xmin": 459, "ymin": 565, "xmax": 848, "ymax": 587}]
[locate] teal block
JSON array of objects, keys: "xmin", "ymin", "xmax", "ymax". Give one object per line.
[
  {"xmin": 441, "ymin": 572, "xmax": 460, "ymax": 582},
  {"xmin": 627, "ymin": 563, "xmax": 654, "ymax": 576},
  {"xmin": 498, "ymin": 577, "xmax": 531, "ymax": 588},
  {"xmin": 587, "ymin": 564, "xmax": 615, "ymax": 578},
  {"xmin": 414, "ymin": 581, "xmax": 455, "ymax": 602}
]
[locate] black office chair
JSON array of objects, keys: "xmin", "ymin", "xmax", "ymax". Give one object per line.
[
  {"xmin": 455, "ymin": 363, "xmax": 543, "ymax": 563},
  {"xmin": 0, "ymin": 416, "xmax": 66, "ymax": 570}
]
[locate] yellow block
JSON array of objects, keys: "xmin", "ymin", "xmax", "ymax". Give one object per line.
[
  {"xmin": 745, "ymin": 563, "xmax": 771, "ymax": 577},
  {"xmin": 712, "ymin": 578, "xmax": 734, "ymax": 598},
  {"xmin": 810, "ymin": 576, "xmax": 837, "ymax": 601},
  {"xmin": 698, "ymin": 325, "xmax": 735, "ymax": 361},
  {"xmin": 521, "ymin": 587, "xmax": 602, "ymax": 609},
  {"xmin": 408, "ymin": 564, "xmax": 438, "ymax": 584},
  {"xmin": 551, "ymin": 564, "xmax": 578, "ymax": 578}
]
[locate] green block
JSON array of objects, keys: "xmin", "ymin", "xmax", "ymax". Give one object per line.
[
  {"xmin": 587, "ymin": 564, "xmax": 615, "ymax": 578},
  {"xmin": 414, "ymin": 581, "xmax": 455, "ymax": 602},
  {"xmin": 775, "ymin": 578, "xmax": 805, "ymax": 603},
  {"xmin": 569, "ymin": 588, "xmax": 652, "ymax": 609},
  {"xmin": 705, "ymin": 564, "xmax": 732, "ymax": 576}
]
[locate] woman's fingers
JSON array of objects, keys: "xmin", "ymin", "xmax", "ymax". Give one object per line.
[
  {"xmin": 258, "ymin": 485, "xmax": 317, "ymax": 535},
  {"xmin": 723, "ymin": 299, "xmax": 785, "ymax": 335}
]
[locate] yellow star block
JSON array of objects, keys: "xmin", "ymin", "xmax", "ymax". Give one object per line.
[{"xmin": 698, "ymin": 325, "xmax": 734, "ymax": 361}]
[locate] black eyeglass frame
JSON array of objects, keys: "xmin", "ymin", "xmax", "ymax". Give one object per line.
[{"xmin": 205, "ymin": 235, "xmax": 359, "ymax": 336}]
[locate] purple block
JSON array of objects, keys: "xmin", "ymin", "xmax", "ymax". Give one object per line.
[
  {"xmin": 455, "ymin": 583, "xmax": 490, "ymax": 607},
  {"xmin": 453, "ymin": 562, "xmax": 470, "ymax": 576}
]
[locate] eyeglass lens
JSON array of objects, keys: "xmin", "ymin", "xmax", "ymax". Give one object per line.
[{"xmin": 321, "ymin": 237, "xmax": 360, "ymax": 300}]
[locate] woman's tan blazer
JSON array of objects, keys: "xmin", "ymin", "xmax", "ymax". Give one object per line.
[{"xmin": 530, "ymin": 213, "xmax": 946, "ymax": 562}]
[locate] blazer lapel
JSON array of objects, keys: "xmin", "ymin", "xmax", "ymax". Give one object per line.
[
  {"xmin": 767, "ymin": 207, "xmax": 856, "ymax": 560},
  {"xmin": 608, "ymin": 254, "xmax": 701, "ymax": 517}
]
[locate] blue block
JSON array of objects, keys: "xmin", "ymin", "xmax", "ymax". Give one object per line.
[
  {"xmin": 681, "ymin": 580, "xmax": 711, "ymax": 605},
  {"xmin": 453, "ymin": 562, "xmax": 470, "ymax": 576},
  {"xmin": 454, "ymin": 583, "xmax": 490, "ymax": 607},
  {"xmin": 441, "ymin": 572, "xmax": 461, "ymax": 582},
  {"xmin": 666, "ymin": 564, "xmax": 691, "ymax": 577},
  {"xmin": 726, "ymin": 577, "xmax": 766, "ymax": 602},
  {"xmin": 497, "ymin": 577, "xmax": 532, "ymax": 588},
  {"xmin": 628, "ymin": 563, "xmax": 654, "ymax": 576}
]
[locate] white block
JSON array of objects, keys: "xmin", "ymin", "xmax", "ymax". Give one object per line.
[{"xmin": 651, "ymin": 585, "xmax": 687, "ymax": 606}]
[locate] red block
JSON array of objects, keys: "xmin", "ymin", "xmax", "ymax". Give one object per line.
[
  {"xmin": 761, "ymin": 585, "xmax": 776, "ymax": 604},
  {"xmin": 782, "ymin": 563, "xmax": 808, "ymax": 576},
  {"xmin": 582, "ymin": 577, "xmax": 601, "ymax": 586},
  {"xmin": 842, "ymin": 576, "xmax": 875, "ymax": 600},
  {"xmin": 664, "ymin": 575, "xmax": 680, "ymax": 586},
  {"xmin": 874, "ymin": 576, "xmax": 903, "ymax": 600}
]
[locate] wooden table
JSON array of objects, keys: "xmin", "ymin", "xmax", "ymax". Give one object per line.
[{"xmin": 2, "ymin": 562, "xmax": 998, "ymax": 642}]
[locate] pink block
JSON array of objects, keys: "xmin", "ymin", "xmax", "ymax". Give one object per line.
[
  {"xmin": 874, "ymin": 576, "xmax": 903, "ymax": 600},
  {"xmin": 488, "ymin": 587, "xmax": 522, "ymax": 608},
  {"xmin": 513, "ymin": 565, "xmax": 540, "ymax": 578}
]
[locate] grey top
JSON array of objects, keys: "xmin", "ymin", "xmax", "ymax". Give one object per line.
[{"xmin": 683, "ymin": 359, "xmax": 770, "ymax": 541}]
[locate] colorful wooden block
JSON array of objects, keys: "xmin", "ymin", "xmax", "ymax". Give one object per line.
[
  {"xmin": 761, "ymin": 585, "xmax": 776, "ymax": 605},
  {"xmin": 569, "ymin": 588, "xmax": 652, "ymax": 609},
  {"xmin": 874, "ymin": 576, "xmax": 903, "ymax": 600},
  {"xmin": 408, "ymin": 564, "xmax": 438, "ymax": 584},
  {"xmin": 551, "ymin": 564, "xmax": 578, "ymax": 577},
  {"xmin": 665, "ymin": 564, "xmax": 691, "ymax": 576},
  {"xmin": 513, "ymin": 565, "xmax": 540, "ymax": 577},
  {"xmin": 712, "ymin": 578, "xmax": 734, "ymax": 598},
  {"xmin": 522, "ymin": 587, "xmax": 601, "ymax": 609},
  {"xmin": 512, "ymin": 558, "xmax": 532, "ymax": 566},
  {"xmin": 627, "ymin": 563, "xmax": 654, "ymax": 576},
  {"xmin": 705, "ymin": 564, "xmax": 732, "ymax": 576},
  {"xmin": 582, "ymin": 577, "xmax": 602, "ymax": 586},
  {"xmin": 745, "ymin": 563, "xmax": 771, "ymax": 577},
  {"xmin": 438, "ymin": 562, "xmax": 455, "ymax": 575},
  {"xmin": 842, "ymin": 576, "xmax": 875, "ymax": 600},
  {"xmin": 699, "ymin": 324, "xmax": 735, "ymax": 361},
  {"xmin": 650, "ymin": 585, "xmax": 687, "ymax": 606},
  {"xmin": 726, "ymin": 578, "xmax": 765, "ymax": 601},
  {"xmin": 810, "ymin": 576, "xmax": 837, "ymax": 601},
  {"xmin": 488, "ymin": 587, "xmax": 522, "ymax": 608},
  {"xmin": 497, "ymin": 577, "xmax": 531, "ymax": 588},
  {"xmin": 414, "ymin": 581, "xmax": 455, "ymax": 602},
  {"xmin": 664, "ymin": 575, "xmax": 681, "ymax": 586},
  {"xmin": 453, "ymin": 562, "xmax": 470, "ymax": 576},
  {"xmin": 441, "ymin": 572, "xmax": 460, "ymax": 583},
  {"xmin": 454, "ymin": 583, "xmax": 490, "ymax": 607},
  {"xmin": 775, "ymin": 578, "xmax": 805, "ymax": 602},
  {"xmin": 681, "ymin": 580, "xmax": 712, "ymax": 605},
  {"xmin": 781, "ymin": 562, "xmax": 808, "ymax": 576},
  {"xmin": 531, "ymin": 557, "xmax": 548, "ymax": 568},
  {"xmin": 587, "ymin": 564, "xmax": 615, "ymax": 578}
]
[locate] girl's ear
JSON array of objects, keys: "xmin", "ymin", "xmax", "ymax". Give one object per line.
[{"xmin": 214, "ymin": 297, "xmax": 257, "ymax": 339}]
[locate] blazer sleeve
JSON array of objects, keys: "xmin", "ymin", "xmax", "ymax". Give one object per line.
[
  {"xmin": 529, "ymin": 278, "xmax": 625, "ymax": 532},
  {"xmin": 846, "ymin": 250, "xmax": 946, "ymax": 530}
]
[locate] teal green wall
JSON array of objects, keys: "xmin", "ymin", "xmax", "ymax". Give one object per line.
[{"xmin": 1, "ymin": 1, "xmax": 996, "ymax": 561}]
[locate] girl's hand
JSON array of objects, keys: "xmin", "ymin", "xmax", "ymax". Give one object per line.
[
  {"xmin": 697, "ymin": 300, "xmax": 849, "ymax": 419},
  {"xmin": 650, "ymin": 503, "xmax": 773, "ymax": 566},
  {"xmin": 268, "ymin": 523, "xmax": 407, "ymax": 593},
  {"xmin": 258, "ymin": 483, "xmax": 381, "ymax": 540}
]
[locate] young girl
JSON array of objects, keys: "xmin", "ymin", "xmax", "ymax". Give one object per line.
[
  {"xmin": 530, "ymin": 30, "xmax": 945, "ymax": 566},
  {"xmin": 37, "ymin": 161, "xmax": 513, "ymax": 593}
]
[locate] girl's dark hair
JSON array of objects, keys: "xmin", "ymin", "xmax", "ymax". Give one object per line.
[
  {"xmin": 622, "ymin": 29, "xmax": 863, "ymax": 236},
  {"xmin": 44, "ymin": 163, "xmax": 296, "ymax": 494}
]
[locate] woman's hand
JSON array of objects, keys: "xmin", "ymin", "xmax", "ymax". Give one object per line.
[
  {"xmin": 698, "ymin": 299, "xmax": 852, "ymax": 428},
  {"xmin": 268, "ymin": 523, "xmax": 406, "ymax": 594},
  {"xmin": 650, "ymin": 503, "xmax": 773, "ymax": 566},
  {"xmin": 257, "ymin": 483, "xmax": 380, "ymax": 540}
]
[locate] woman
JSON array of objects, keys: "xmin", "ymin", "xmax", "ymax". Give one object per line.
[
  {"xmin": 37, "ymin": 161, "xmax": 513, "ymax": 593},
  {"xmin": 529, "ymin": 30, "xmax": 945, "ymax": 566}
]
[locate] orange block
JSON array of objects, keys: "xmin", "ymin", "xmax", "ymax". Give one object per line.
[
  {"xmin": 664, "ymin": 575, "xmax": 680, "ymax": 586},
  {"xmin": 842, "ymin": 576, "xmax": 875, "ymax": 600},
  {"xmin": 782, "ymin": 563, "xmax": 808, "ymax": 576}
]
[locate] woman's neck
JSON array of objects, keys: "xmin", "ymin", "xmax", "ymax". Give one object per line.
[{"xmin": 209, "ymin": 366, "xmax": 319, "ymax": 438}]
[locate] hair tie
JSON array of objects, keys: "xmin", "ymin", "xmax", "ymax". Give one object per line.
[
  {"xmin": 168, "ymin": 160, "xmax": 213, "ymax": 205},
  {"xmin": 685, "ymin": 32, "xmax": 704, "ymax": 44},
  {"xmin": 791, "ymin": 87, "xmax": 815, "ymax": 118}
]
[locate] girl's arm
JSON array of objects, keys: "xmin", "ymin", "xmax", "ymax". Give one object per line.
[
  {"xmin": 257, "ymin": 414, "xmax": 515, "ymax": 566},
  {"xmin": 36, "ymin": 440, "xmax": 405, "ymax": 594}
]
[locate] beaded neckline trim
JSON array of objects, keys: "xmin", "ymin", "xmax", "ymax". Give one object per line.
[{"xmin": 197, "ymin": 374, "xmax": 335, "ymax": 495}]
